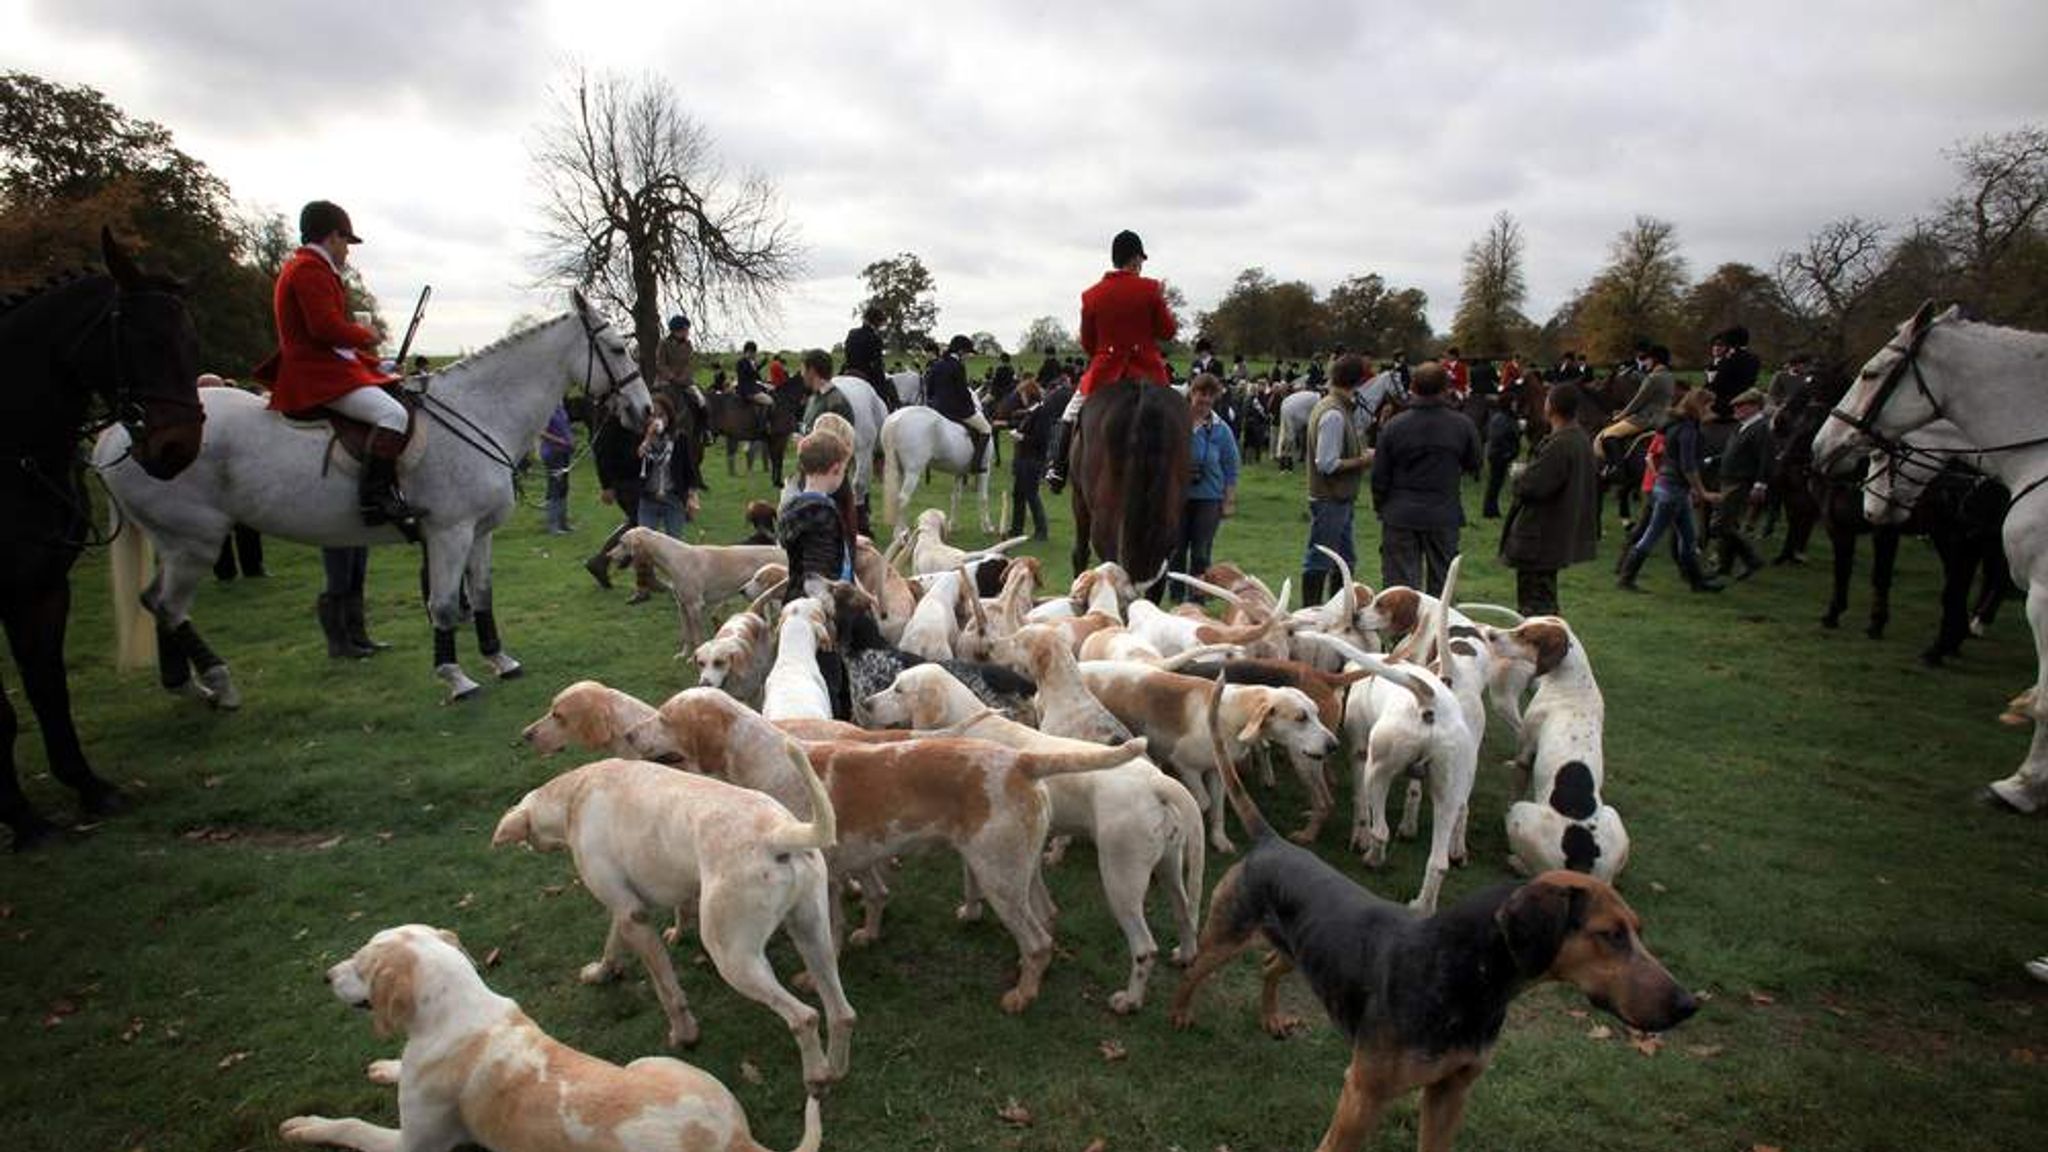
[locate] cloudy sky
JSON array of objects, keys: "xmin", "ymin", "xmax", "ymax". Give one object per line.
[{"xmin": 5, "ymin": 0, "xmax": 2044, "ymax": 357}]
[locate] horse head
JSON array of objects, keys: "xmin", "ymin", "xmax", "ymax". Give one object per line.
[
  {"xmin": 98, "ymin": 227, "xmax": 205, "ymax": 479},
  {"xmin": 570, "ymin": 289, "xmax": 651, "ymax": 429},
  {"xmin": 1813, "ymin": 301, "xmax": 1955, "ymax": 479}
]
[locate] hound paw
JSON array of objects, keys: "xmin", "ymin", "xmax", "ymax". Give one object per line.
[
  {"xmin": 667, "ymin": 1015, "xmax": 701, "ymax": 1048},
  {"xmin": 999, "ymin": 987, "xmax": 1037, "ymax": 1015},
  {"xmin": 364, "ymin": 1059, "xmax": 401, "ymax": 1085},
  {"xmin": 1208, "ymin": 835, "xmax": 1237, "ymax": 855},
  {"xmin": 1261, "ymin": 1013, "xmax": 1306, "ymax": 1039},
  {"xmin": 578, "ymin": 960, "xmax": 622, "ymax": 985},
  {"xmin": 848, "ymin": 927, "xmax": 880, "ymax": 949},
  {"xmin": 279, "ymin": 1117, "xmax": 336, "ymax": 1144},
  {"xmin": 954, "ymin": 902, "xmax": 984, "ymax": 923},
  {"xmin": 1168, "ymin": 1006, "xmax": 1197, "ymax": 1031}
]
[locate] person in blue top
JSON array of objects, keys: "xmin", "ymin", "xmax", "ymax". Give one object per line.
[
  {"xmin": 1617, "ymin": 386, "xmax": 1724, "ymax": 593},
  {"xmin": 1172, "ymin": 373, "xmax": 1241, "ymax": 602},
  {"xmin": 539, "ymin": 402, "xmax": 575, "ymax": 535}
]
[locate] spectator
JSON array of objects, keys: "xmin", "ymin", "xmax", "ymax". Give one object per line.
[
  {"xmin": 1371, "ymin": 361, "xmax": 1481, "ymax": 595},
  {"xmin": 1708, "ymin": 388, "xmax": 1770, "ymax": 581},
  {"xmin": 317, "ymin": 546, "xmax": 386, "ymax": 659},
  {"xmin": 1299, "ymin": 354, "xmax": 1375, "ymax": 607},
  {"xmin": 734, "ymin": 339, "xmax": 772, "ymax": 434},
  {"xmin": 1174, "ymin": 374, "xmax": 1240, "ymax": 602},
  {"xmin": 635, "ymin": 394, "xmax": 703, "ymax": 560},
  {"xmin": 1191, "ymin": 337, "xmax": 1222, "ymax": 380},
  {"xmin": 1010, "ymin": 374, "xmax": 1056, "ymax": 541},
  {"xmin": 779, "ymin": 430, "xmax": 858, "ymax": 718},
  {"xmin": 539, "ymin": 401, "xmax": 574, "ymax": 535},
  {"xmin": 583, "ymin": 393, "xmax": 655, "ymax": 600},
  {"xmin": 1482, "ymin": 393, "xmax": 1520, "ymax": 519},
  {"xmin": 1499, "ymin": 383, "xmax": 1599, "ymax": 616},
  {"xmin": 655, "ymin": 314, "xmax": 695, "ymax": 410},
  {"xmin": 798, "ymin": 349, "xmax": 855, "ymax": 433},
  {"xmin": 1618, "ymin": 387, "xmax": 1724, "ymax": 593},
  {"xmin": 1240, "ymin": 379, "xmax": 1270, "ymax": 465}
]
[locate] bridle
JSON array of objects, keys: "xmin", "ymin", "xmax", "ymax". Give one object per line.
[{"xmin": 68, "ymin": 285, "xmax": 207, "ymax": 450}]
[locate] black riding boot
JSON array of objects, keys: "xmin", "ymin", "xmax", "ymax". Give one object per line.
[
  {"xmin": 342, "ymin": 593, "xmax": 391, "ymax": 652},
  {"xmin": 361, "ymin": 429, "xmax": 427, "ymax": 539},
  {"xmin": 1616, "ymin": 548, "xmax": 1647, "ymax": 591},
  {"xmin": 1302, "ymin": 569, "xmax": 1327, "ymax": 609},
  {"xmin": 968, "ymin": 429, "xmax": 989, "ymax": 474},
  {"xmin": 317, "ymin": 594, "xmax": 371, "ymax": 659},
  {"xmin": 1044, "ymin": 421, "xmax": 1074, "ymax": 494},
  {"xmin": 585, "ymin": 522, "xmax": 629, "ymax": 589}
]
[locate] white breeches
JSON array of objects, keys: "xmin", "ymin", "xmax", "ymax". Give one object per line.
[
  {"xmin": 963, "ymin": 411, "xmax": 992, "ymax": 435},
  {"xmin": 328, "ymin": 386, "xmax": 408, "ymax": 432},
  {"xmin": 1061, "ymin": 390, "xmax": 1085, "ymax": 423}
]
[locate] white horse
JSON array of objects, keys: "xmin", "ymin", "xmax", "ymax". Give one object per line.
[
  {"xmin": 98, "ymin": 291, "xmax": 650, "ymax": 706},
  {"xmin": 879, "ymin": 406, "xmax": 994, "ymax": 539},
  {"xmin": 888, "ymin": 369, "xmax": 925, "ymax": 409},
  {"xmin": 1813, "ymin": 303, "xmax": 2048, "ymax": 813},
  {"xmin": 828, "ymin": 374, "xmax": 889, "ymax": 505}
]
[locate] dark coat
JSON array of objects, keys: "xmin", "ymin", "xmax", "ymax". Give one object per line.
[
  {"xmin": 1716, "ymin": 415, "xmax": 1772, "ymax": 492},
  {"xmin": 1371, "ymin": 396, "xmax": 1482, "ymax": 530},
  {"xmin": 779, "ymin": 491, "xmax": 850, "ymax": 599},
  {"xmin": 592, "ymin": 411, "xmax": 642, "ymax": 491},
  {"xmin": 1707, "ymin": 347, "xmax": 1761, "ymax": 419},
  {"xmin": 843, "ymin": 324, "xmax": 885, "ymax": 385},
  {"xmin": 1500, "ymin": 424, "xmax": 1598, "ymax": 571},
  {"xmin": 925, "ymin": 353, "xmax": 976, "ymax": 422}
]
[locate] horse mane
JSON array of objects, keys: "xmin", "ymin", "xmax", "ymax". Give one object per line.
[
  {"xmin": 0, "ymin": 268, "xmax": 111, "ymax": 318},
  {"xmin": 433, "ymin": 311, "xmax": 573, "ymax": 378}
]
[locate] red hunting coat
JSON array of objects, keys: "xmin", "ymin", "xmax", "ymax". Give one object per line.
[
  {"xmin": 254, "ymin": 246, "xmax": 395, "ymax": 413},
  {"xmin": 1077, "ymin": 269, "xmax": 1176, "ymax": 396}
]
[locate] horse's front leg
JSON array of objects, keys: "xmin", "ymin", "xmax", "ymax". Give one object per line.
[
  {"xmin": 426, "ymin": 527, "xmax": 483, "ymax": 703},
  {"xmin": 145, "ymin": 548, "xmax": 239, "ymax": 709},
  {"xmin": 465, "ymin": 532, "xmax": 521, "ymax": 681},
  {"xmin": 978, "ymin": 460, "xmax": 995, "ymax": 536},
  {"xmin": 1985, "ymin": 580, "xmax": 2048, "ymax": 814}
]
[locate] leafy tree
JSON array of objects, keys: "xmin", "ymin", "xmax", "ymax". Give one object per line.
[
  {"xmin": 1450, "ymin": 211, "xmax": 1533, "ymax": 353},
  {"xmin": 1159, "ymin": 280, "xmax": 1190, "ymax": 355},
  {"xmin": 856, "ymin": 252, "xmax": 939, "ymax": 352},
  {"xmin": 1196, "ymin": 267, "xmax": 1326, "ymax": 358},
  {"xmin": 534, "ymin": 66, "xmax": 801, "ymax": 380},
  {"xmin": 1018, "ymin": 315, "xmax": 1078, "ymax": 356},
  {"xmin": 1324, "ymin": 272, "xmax": 1433, "ymax": 359},
  {"xmin": 970, "ymin": 331, "xmax": 1003, "ymax": 356},
  {"xmin": 1573, "ymin": 216, "xmax": 1689, "ymax": 363}
]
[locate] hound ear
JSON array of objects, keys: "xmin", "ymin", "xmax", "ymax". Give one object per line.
[
  {"xmin": 1235, "ymin": 697, "xmax": 1275, "ymax": 744},
  {"xmin": 1494, "ymin": 880, "xmax": 1587, "ymax": 977},
  {"xmin": 367, "ymin": 949, "xmax": 418, "ymax": 1039},
  {"xmin": 434, "ymin": 928, "xmax": 474, "ymax": 964},
  {"xmin": 560, "ymin": 685, "xmax": 612, "ymax": 749}
]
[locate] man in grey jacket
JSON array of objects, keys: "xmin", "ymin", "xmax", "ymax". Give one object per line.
[
  {"xmin": 1707, "ymin": 388, "xmax": 1770, "ymax": 580},
  {"xmin": 1500, "ymin": 383, "xmax": 1599, "ymax": 615},
  {"xmin": 1371, "ymin": 362, "xmax": 1480, "ymax": 594},
  {"xmin": 1594, "ymin": 344, "xmax": 1675, "ymax": 456}
]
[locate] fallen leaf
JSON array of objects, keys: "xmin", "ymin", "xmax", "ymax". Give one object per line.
[
  {"xmin": 1098, "ymin": 1039, "xmax": 1127, "ymax": 1062},
  {"xmin": 2011, "ymin": 1047, "xmax": 2039, "ymax": 1065},
  {"xmin": 996, "ymin": 1098, "xmax": 1033, "ymax": 1127},
  {"xmin": 1565, "ymin": 1008, "xmax": 1589, "ymax": 1020},
  {"xmin": 481, "ymin": 947, "xmax": 502, "ymax": 970},
  {"xmin": 120, "ymin": 1016, "xmax": 146, "ymax": 1043},
  {"xmin": 0, "ymin": 902, "xmax": 12, "ymax": 919},
  {"xmin": 293, "ymin": 929, "xmax": 309, "ymax": 941},
  {"xmin": 541, "ymin": 884, "xmax": 568, "ymax": 898},
  {"xmin": 315, "ymin": 835, "xmax": 345, "ymax": 851},
  {"xmin": 1747, "ymin": 990, "xmax": 1776, "ymax": 1007},
  {"xmin": 201, "ymin": 776, "xmax": 223, "ymax": 789},
  {"xmin": 346, "ymin": 910, "xmax": 365, "ymax": 921},
  {"xmin": 455, "ymin": 892, "xmax": 476, "ymax": 910},
  {"xmin": 1586, "ymin": 1024, "xmax": 1613, "ymax": 1041},
  {"xmin": 1649, "ymin": 881, "xmax": 1668, "ymax": 894},
  {"xmin": 376, "ymin": 831, "xmax": 395, "ymax": 843},
  {"xmin": 217, "ymin": 1050, "xmax": 251, "ymax": 1070},
  {"xmin": 1082, "ymin": 1141, "xmax": 1107, "ymax": 1152},
  {"xmin": 1684, "ymin": 1044, "xmax": 1725, "ymax": 1058},
  {"xmin": 1629, "ymin": 1033, "xmax": 1664, "ymax": 1057},
  {"xmin": 740, "ymin": 1060, "xmax": 763, "ymax": 1085}
]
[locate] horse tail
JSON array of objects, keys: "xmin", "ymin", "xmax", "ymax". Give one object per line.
[
  {"xmin": 881, "ymin": 417, "xmax": 903, "ymax": 531},
  {"xmin": 108, "ymin": 497, "xmax": 157, "ymax": 671},
  {"xmin": 1121, "ymin": 383, "xmax": 1190, "ymax": 584}
]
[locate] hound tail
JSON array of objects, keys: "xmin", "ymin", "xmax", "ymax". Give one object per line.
[
  {"xmin": 1207, "ymin": 668, "xmax": 1270, "ymax": 840},
  {"xmin": 1019, "ymin": 736, "xmax": 1149, "ymax": 779},
  {"xmin": 771, "ymin": 1094, "xmax": 823, "ymax": 1152},
  {"xmin": 765, "ymin": 737, "xmax": 838, "ymax": 853}
]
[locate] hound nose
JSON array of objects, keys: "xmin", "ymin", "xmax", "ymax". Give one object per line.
[{"xmin": 1668, "ymin": 988, "xmax": 1699, "ymax": 1025}]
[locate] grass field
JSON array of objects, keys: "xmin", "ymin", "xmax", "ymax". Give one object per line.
[{"xmin": 2, "ymin": 430, "xmax": 2045, "ymax": 1152}]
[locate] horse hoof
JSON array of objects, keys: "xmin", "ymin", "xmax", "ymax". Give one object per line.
[
  {"xmin": 436, "ymin": 664, "xmax": 484, "ymax": 703},
  {"xmin": 1977, "ymin": 786, "xmax": 2024, "ymax": 813},
  {"xmin": 199, "ymin": 666, "xmax": 241, "ymax": 710},
  {"xmin": 485, "ymin": 652, "xmax": 523, "ymax": 680}
]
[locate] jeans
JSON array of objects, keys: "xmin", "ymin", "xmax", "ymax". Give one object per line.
[
  {"xmin": 1380, "ymin": 525, "xmax": 1459, "ymax": 594},
  {"xmin": 1302, "ymin": 499, "xmax": 1356, "ymax": 574},
  {"xmin": 637, "ymin": 494, "xmax": 686, "ymax": 537},
  {"xmin": 1173, "ymin": 499, "xmax": 1225, "ymax": 600},
  {"xmin": 543, "ymin": 464, "xmax": 571, "ymax": 532},
  {"xmin": 1628, "ymin": 479, "xmax": 1700, "ymax": 569},
  {"xmin": 1011, "ymin": 456, "xmax": 1048, "ymax": 538}
]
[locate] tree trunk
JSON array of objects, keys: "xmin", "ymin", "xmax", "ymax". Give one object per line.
[{"xmin": 631, "ymin": 246, "xmax": 662, "ymax": 386}]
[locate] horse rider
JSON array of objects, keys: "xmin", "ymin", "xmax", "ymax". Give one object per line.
[
  {"xmin": 926, "ymin": 334, "xmax": 994, "ymax": 474},
  {"xmin": 1593, "ymin": 343, "xmax": 1676, "ymax": 462},
  {"xmin": 1044, "ymin": 229, "xmax": 1177, "ymax": 493},
  {"xmin": 843, "ymin": 304, "xmax": 901, "ymax": 410},
  {"xmin": 656, "ymin": 314, "xmax": 697, "ymax": 409},
  {"xmin": 255, "ymin": 200, "xmax": 424, "ymax": 533}
]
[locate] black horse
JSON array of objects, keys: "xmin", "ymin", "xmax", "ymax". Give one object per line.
[
  {"xmin": 1070, "ymin": 378, "xmax": 1190, "ymax": 596},
  {"xmin": 708, "ymin": 379, "xmax": 805, "ymax": 487},
  {"xmin": 1, "ymin": 230, "xmax": 205, "ymax": 848}
]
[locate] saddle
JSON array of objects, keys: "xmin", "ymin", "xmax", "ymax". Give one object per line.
[{"xmin": 281, "ymin": 386, "xmax": 428, "ymax": 472}]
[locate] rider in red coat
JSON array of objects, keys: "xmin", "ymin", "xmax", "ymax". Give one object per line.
[
  {"xmin": 1044, "ymin": 229, "xmax": 1176, "ymax": 493},
  {"xmin": 254, "ymin": 201, "xmax": 423, "ymax": 533}
]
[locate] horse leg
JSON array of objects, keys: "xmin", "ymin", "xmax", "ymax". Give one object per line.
[
  {"xmin": 725, "ymin": 437, "xmax": 738, "ymax": 478},
  {"xmin": 1868, "ymin": 527, "xmax": 1899, "ymax": 640},
  {"xmin": 465, "ymin": 533, "xmax": 521, "ymax": 680},
  {"xmin": 769, "ymin": 438, "xmax": 784, "ymax": 489},
  {"xmin": 1983, "ymin": 581, "xmax": 2048, "ymax": 814},
  {"xmin": 0, "ymin": 664, "xmax": 60, "ymax": 847},
  {"xmin": 145, "ymin": 552, "xmax": 237, "ymax": 709},
  {"xmin": 978, "ymin": 462, "xmax": 995, "ymax": 536},
  {"xmin": 425, "ymin": 530, "xmax": 482, "ymax": 702},
  {"xmin": 1924, "ymin": 531, "xmax": 1975, "ymax": 665},
  {"xmin": 1974, "ymin": 539, "xmax": 2015, "ymax": 633},
  {"xmin": 2, "ymin": 583, "xmax": 126, "ymax": 821},
  {"xmin": 1821, "ymin": 522, "xmax": 1853, "ymax": 629}
]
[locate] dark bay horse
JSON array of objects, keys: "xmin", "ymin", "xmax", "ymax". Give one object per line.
[
  {"xmin": 707, "ymin": 379, "xmax": 804, "ymax": 487},
  {"xmin": 1070, "ymin": 378, "xmax": 1190, "ymax": 596},
  {"xmin": 2, "ymin": 230, "xmax": 205, "ymax": 848}
]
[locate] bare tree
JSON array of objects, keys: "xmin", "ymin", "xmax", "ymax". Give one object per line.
[
  {"xmin": 1931, "ymin": 125, "xmax": 2048, "ymax": 319},
  {"xmin": 533, "ymin": 67, "xmax": 801, "ymax": 377},
  {"xmin": 1451, "ymin": 210, "xmax": 1530, "ymax": 353},
  {"xmin": 1773, "ymin": 215, "xmax": 1889, "ymax": 370}
]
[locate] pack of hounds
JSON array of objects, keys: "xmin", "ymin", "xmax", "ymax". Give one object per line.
[{"xmin": 282, "ymin": 512, "xmax": 1696, "ymax": 1152}]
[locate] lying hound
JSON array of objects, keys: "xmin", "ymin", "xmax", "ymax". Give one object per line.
[
  {"xmin": 1167, "ymin": 679, "xmax": 1694, "ymax": 1152},
  {"xmin": 492, "ymin": 755, "xmax": 853, "ymax": 1088},
  {"xmin": 762, "ymin": 598, "xmax": 835, "ymax": 721},
  {"xmin": 1482, "ymin": 617, "xmax": 1629, "ymax": 881},
  {"xmin": 522, "ymin": 680, "xmax": 670, "ymax": 760},
  {"xmin": 624, "ymin": 689, "xmax": 1144, "ymax": 1014},
  {"xmin": 607, "ymin": 527, "xmax": 784, "ymax": 651},
  {"xmin": 1080, "ymin": 661, "xmax": 1338, "ymax": 854},
  {"xmin": 866, "ymin": 664, "xmax": 1205, "ymax": 1015},
  {"xmin": 281, "ymin": 924, "xmax": 821, "ymax": 1152}
]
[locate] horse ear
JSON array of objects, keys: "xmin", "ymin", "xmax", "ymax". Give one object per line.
[
  {"xmin": 102, "ymin": 227, "xmax": 143, "ymax": 288},
  {"xmin": 1910, "ymin": 299, "xmax": 1936, "ymax": 332}
]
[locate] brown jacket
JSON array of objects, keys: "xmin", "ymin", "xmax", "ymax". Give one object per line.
[{"xmin": 1500, "ymin": 423, "xmax": 1597, "ymax": 570}]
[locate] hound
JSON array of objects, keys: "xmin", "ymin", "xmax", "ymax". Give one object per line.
[
  {"xmin": 865, "ymin": 663, "xmax": 1206, "ymax": 1014},
  {"xmin": 1125, "ymin": 582, "xmax": 1295, "ymax": 661},
  {"xmin": 622, "ymin": 689, "xmax": 1145, "ymax": 1014},
  {"xmin": 605, "ymin": 527, "xmax": 784, "ymax": 651},
  {"xmin": 491, "ymin": 754, "xmax": 852, "ymax": 1088},
  {"xmin": 762, "ymin": 598, "xmax": 835, "ymax": 721},
  {"xmin": 905, "ymin": 508, "xmax": 1029, "ymax": 577},
  {"xmin": 829, "ymin": 581, "xmax": 1037, "ymax": 725},
  {"xmin": 690, "ymin": 582, "xmax": 784, "ymax": 708},
  {"xmin": 896, "ymin": 568, "xmax": 978, "ymax": 661},
  {"xmin": 281, "ymin": 925, "xmax": 821, "ymax": 1152},
  {"xmin": 1026, "ymin": 561, "xmax": 1139, "ymax": 624},
  {"xmin": 1166, "ymin": 678, "xmax": 1694, "ymax": 1152},
  {"xmin": 1481, "ymin": 617, "xmax": 1630, "ymax": 881},
  {"xmin": 1079, "ymin": 661, "xmax": 1338, "ymax": 853},
  {"xmin": 994, "ymin": 623, "xmax": 1133, "ymax": 745},
  {"xmin": 521, "ymin": 679, "xmax": 663, "ymax": 758}
]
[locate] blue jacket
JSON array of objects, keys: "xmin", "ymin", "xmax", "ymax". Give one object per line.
[{"xmin": 1189, "ymin": 412, "xmax": 1241, "ymax": 502}]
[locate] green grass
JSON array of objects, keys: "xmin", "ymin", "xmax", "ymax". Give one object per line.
[{"xmin": 3, "ymin": 442, "xmax": 2045, "ymax": 1152}]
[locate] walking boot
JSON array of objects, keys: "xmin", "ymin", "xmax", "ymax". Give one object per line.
[
  {"xmin": 1616, "ymin": 549, "xmax": 1647, "ymax": 592},
  {"xmin": 968, "ymin": 429, "xmax": 989, "ymax": 474},
  {"xmin": 360, "ymin": 428, "xmax": 427, "ymax": 540},
  {"xmin": 585, "ymin": 523, "xmax": 628, "ymax": 589},
  {"xmin": 1681, "ymin": 555, "xmax": 1725, "ymax": 594},
  {"xmin": 318, "ymin": 594, "xmax": 372, "ymax": 659},
  {"xmin": 342, "ymin": 593, "xmax": 391, "ymax": 652},
  {"xmin": 1043, "ymin": 421, "xmax": 1074, "ymax": 494},
  {"xmin": 1301, "ymin": 569, "xmax": 1327, "ymax": 609}
]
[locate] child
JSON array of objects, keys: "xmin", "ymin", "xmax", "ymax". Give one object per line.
[{"xmin": 779, "ymin": 430, "xmax": 856, "ymax": 717}]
